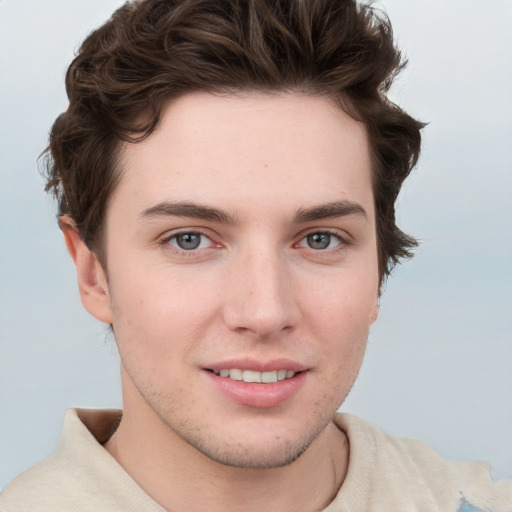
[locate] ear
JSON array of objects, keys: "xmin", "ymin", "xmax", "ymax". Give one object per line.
[
  {"xmin": 60, "ymin": 216, "xmax": 113, "ymax": 324},
  {"xmin": 370, "ymin": 300, "xmax": 380, "ymax": 324}
]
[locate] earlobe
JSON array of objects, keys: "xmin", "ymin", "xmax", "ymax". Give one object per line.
[
  {"xmin": 370, "ymin": 301, "xmax": 380, "ymax": 324},
  {"xmin": 60, "ymin": 216, "xmax": 113, "ymax": 324}
]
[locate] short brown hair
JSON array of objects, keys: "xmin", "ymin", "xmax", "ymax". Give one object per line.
[{"xmin": 44, "ymin": 0, "xmax": 423, "ymax": 281}]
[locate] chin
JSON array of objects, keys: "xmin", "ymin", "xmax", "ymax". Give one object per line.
[
  {"xmin": 188, "ymin": 431, "xmax": 315, "ymax": 469},
  {"xmin": 162, "ymin": 409, "xmax": 335, "ymax": 470}
]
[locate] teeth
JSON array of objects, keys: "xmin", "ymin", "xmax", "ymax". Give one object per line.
[
  {"xmin": 243, "ymin": 370, "xmax": 261, "ymax": 383},
  {"xmin": 213, "ymin": 369, "xmax": 297, "ymax": 383},
  {"xmin": 261, "ymin": 371, "xmax": 277, "ymax": 383},
  {"xmin": 230, "ymin": 369, "xmax": 243, "ymax": 381}
]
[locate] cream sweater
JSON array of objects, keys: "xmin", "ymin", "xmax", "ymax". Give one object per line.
[{"xmin": 1, "ymin": 409, "xmax": 510, "ymax": 511}]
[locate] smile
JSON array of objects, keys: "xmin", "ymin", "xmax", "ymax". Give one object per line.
[
  {"xmin": 212, "ymin": 369, "xmax": 296, "ymax": 383},
  {"xmin": 205, "ymin": 366, "xmax": 307, "ymax": 408}
]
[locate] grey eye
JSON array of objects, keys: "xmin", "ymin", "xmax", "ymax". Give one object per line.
[
  {"xmin": 306, "ymin": 233, "xmax": 332, "ymax": 250},
  {"xmin": 174, "ymin": 233, "xmax": 202, "ymax": 250}
]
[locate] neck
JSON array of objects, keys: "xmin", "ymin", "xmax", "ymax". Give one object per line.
[{"xmin": 105, "ymin": 380, "xmax": 349, "ymax": 512}]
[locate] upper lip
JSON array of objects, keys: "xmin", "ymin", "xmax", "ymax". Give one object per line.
[{"xmin": 204, "ymin": 358, "xmax": 307, "ymax": 373}]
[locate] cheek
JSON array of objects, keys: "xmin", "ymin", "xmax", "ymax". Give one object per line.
[
  {"xmin": 302, "ymin": 271, "xmax": 377, "ymax": 370},
  {"xmin": 305, "ymin": 272, "xmax": 378, "ymax": 331},
  {"xmin": 108, "ymin": 269, "xmax": 221, "ymax": 361}
]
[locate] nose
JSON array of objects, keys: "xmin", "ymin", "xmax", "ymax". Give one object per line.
[{"xmin": 221, "ymin": 247, "xmax": 300, "ymax": 339}]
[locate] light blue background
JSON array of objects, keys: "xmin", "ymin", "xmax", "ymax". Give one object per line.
[{"xmin": 1, "ymin": 0, "xmax": 511, "ymax": 490}]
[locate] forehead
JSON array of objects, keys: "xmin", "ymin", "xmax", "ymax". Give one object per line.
[{"xmin": 114, "ymin": 92, "xmax": 374, "ymax": 221}]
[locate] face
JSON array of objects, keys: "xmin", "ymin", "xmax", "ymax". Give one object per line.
[{"xmin": 95, "ymin": 92, "xmax": 379, "ymax": 468}]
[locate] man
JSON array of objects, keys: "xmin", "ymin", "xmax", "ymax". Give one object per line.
[{"xmin": 1, "ymin": 0, "xmax": 510, "ymax": 510}]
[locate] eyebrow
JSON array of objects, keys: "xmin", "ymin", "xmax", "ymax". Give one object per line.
[
  {"xmin": 139, "ymin": 199, "xmax": 367, "ymax": 225},
  {"xmin": 293, "ymin": 200, "xmax": 367, "ymax": 223},
  {"xmin": 139, "ymin": 201, "xmax": 237, "ymax": 224}
]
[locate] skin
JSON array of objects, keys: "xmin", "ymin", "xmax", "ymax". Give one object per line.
[{"xmin": 63, "ymin": 92, "xmax": 380, "ymax": 511}]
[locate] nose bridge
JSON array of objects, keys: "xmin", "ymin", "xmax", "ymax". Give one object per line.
[{"xmin": 223, "ymin": 240, "xmax": 298, "ymax": 337}]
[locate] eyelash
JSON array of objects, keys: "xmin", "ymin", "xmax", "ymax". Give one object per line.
[
  {"xmin": 159, "ymin": 229, "xmax": 220, "ymax": 256},
  {"xmin": 159, "ymin": 229, "xmax": 351, "ymax": 256},
  {"xmin": 294, "ymin": 229, "xmax": 350, "ymax": 255}
]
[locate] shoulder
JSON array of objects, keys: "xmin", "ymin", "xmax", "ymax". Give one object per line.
[
  {"xmin": 0, "ymin": 409, "xmax": 109, "ymax": 511},
  {"xmin": 0, "ymin": 452, "xmax": 68, "ymax": 511},
  {"xmin": 0, "ymin": 409, "xmax": 164, "ymax": 512},
  {"xmin": 331, "ymin": 413, "xmax": 512, "ymax": 512}
]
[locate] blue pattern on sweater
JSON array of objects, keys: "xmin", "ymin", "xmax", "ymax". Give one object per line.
[{"xmin": 457, "ymin": 499, "xmax": 489, "ymax": 512}]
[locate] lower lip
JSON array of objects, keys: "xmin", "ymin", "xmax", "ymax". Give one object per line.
[{"xmin": 203, "ymin": 370, "xmax": 307, "ymax": 408}]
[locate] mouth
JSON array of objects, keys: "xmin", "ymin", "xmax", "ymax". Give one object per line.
[
  {"xmin": 203, "ymin": 362, "xmax": 308, "ymax": 408},
  {"xmin": 209, "ymin": 368, "xmax": 299, "ymax": 383}
]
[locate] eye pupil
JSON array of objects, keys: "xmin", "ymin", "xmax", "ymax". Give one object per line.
[
  {"xmin": 176, "ymin": 233, "xmax": 201, "ymax": 250},
  {"xmin": 307, "ymin": 233, "xmax": 331, "ymax": 250}
]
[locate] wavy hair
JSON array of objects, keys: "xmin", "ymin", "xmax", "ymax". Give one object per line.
[{"xmin": 44, "ymin": 0, "xmax": 424, "ymax": 281}]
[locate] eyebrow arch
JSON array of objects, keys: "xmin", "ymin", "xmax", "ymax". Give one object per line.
[
  {"xmin": 293, "ymin": 200, "xmax": 367, "ymax": 223},
  {"xmin": 139, "ymin": 201, "xmax": 237, "ymax": 224}
]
